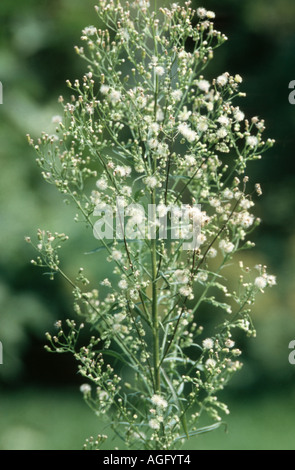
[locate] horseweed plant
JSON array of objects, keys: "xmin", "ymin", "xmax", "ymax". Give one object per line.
[{"xmin": 26, "ymin": 1, "xmax": 276, "ymax": 450}]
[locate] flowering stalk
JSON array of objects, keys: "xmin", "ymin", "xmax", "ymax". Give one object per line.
[{"xmin": 27, "ymin": 1, "xmax": 276, "ymax": 450}]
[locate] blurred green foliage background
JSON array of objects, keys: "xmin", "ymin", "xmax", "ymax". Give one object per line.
[{"xmin": 0, "ymin": 0, "xmax": 295, "ymax": 449}]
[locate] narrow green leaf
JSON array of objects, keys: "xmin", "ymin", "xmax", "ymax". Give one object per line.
[
  {"xmin": 161, "ymin": 368, "xmax": 189, "ymax": 439},
  {"xmin": 174, "ymin": 421, "xmax": 226, "ymax": 442},
  {"xmin": 96, "ymin": 349, "xmax": 133, "ymax": 369}
]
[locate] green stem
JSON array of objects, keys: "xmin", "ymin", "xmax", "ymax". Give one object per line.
[
  {"xmin": 151, "ymin": 189, "xmax": 160, "ymax": 393},
  {"xmin": 151, "ymin": 21, "xmax": 160, "ymax": 395}
]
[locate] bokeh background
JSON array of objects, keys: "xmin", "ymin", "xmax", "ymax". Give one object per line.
[{"xmin": 0, "ymin": 0, "xmax": 295, "ymax": 450}]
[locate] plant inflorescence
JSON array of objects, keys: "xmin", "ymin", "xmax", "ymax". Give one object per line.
[{"xmin": 27, "ymin": 1, "xmax": 276, "ymax": 450}]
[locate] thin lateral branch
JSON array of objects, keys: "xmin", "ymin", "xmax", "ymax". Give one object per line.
[{"xmin": 160, "ymin": 195, "xmax": 242, "ymax": 365}]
